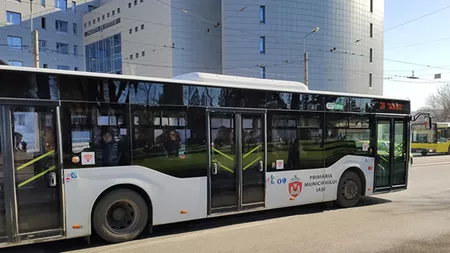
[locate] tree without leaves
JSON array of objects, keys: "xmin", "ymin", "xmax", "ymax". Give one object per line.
[{"xmin": 419, "ymin": 83, "xmax": 450, "ymax": 122}]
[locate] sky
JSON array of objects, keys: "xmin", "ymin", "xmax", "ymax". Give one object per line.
[{"xmin": 383, "ymin": 0, "xmax": 450, "ymax": 111}]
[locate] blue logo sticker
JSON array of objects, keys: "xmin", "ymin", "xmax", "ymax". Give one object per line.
[
  {"xmin": 71, "ymin": 172, "xmax": 78, "ymax": 179},
  {"xmin": 282, "ymin": 178, "xmax": 287, "ymax": 184}
]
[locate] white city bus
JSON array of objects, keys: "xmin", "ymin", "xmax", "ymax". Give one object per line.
[{"xmin": 0, "ymin": 66, "xmax": 414, "ymax": 248}]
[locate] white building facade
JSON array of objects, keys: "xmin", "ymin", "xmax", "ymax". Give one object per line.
[
  {"xmin": 83, "ymin": 0, "xmax": 384, "ymax": 95},
  {"xmin": 221, "ymin": 0, "xmax": 384, "ymax": 95},
  {"xmin": 0, "ymin": 0, "xmax": 98, "ymax": 70}
]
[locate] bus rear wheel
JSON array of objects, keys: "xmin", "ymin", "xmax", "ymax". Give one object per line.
[
  {"xmin": 421, "ymin": 151, "xmax": 428, "ymax": 156},
  {"xmin": 93, "ymin": 189, "xmax": 149, "ymax": 243},
  {"xmin": 336, "ymin": 171, "xmax": 361, "ymax": 208}
]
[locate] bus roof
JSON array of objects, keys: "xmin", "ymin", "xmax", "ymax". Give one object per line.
[{"xmin": 0, "ymin": 65, "xmax": 410, "ymax": 101}]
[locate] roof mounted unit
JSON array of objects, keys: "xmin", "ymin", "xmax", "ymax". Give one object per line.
[{"xmin": 172, "ymin": 72, "xmax": 308, "ymax": 91}]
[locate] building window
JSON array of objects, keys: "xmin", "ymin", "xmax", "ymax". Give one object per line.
[
  {"xmin": 7, "ymin": 36, "xmax": 22, "ymax": 49},
  {"xmin": 107, "ymin": 13, "xmax": 110, "ymax": 18},
  {"xmin": 134, "ymin": 0, "xmax": 137, "ymax": 5},
  {"xmin": 84, "ymin": 23, "xmax": 86, "ymax": 28},
  {"xmin": 56, "ymin": 42, "xmax": 69, "ymax": 54},
  {"xmin": 112, "ymin": 10, "xmax": 115, "ymax": 16},
  {"xmin": 97, "ymin": 17, "xmax": 100, "ymax": 22},
  {"xmin": 117, "ymin": 8, "xmax": 120, "ymax": 13},
  {"xmin": 41, "ymin": 17, "xmax": 46, "ymax": 29},
  {"xmin": 135, "ymin": 26, "xmax": 138, "ymax": 32},
  {"xmin": 142, "ymin": 51, "xmax": 145, "ymax": 57},
  {"xmin": 369, "ymin": 73, "xmax": 373, "ymax": 88},
  {"xmin": 93, "ymin": 19, "xmax": 96, "ymax": 24},
  {"xmin": 43, "ymin": 63, "xmax": 48, "ymax": 68},
  {"xmin": 55, "ymin": 20, "xmax": 69, "ymax": 33},
  {"xmin": 260, "ymin": 36, "xmax": 265, "ymax": 54},
  {"xmin": 259, "ymin": 6, "xmax": 265, "ymax": 23},
  {"xmin": 370, "ymin": 0, "xmax": 373, "ymax": 13},
  {"xmin": 8, "ymin": 60, "xmax": 23, "ymax": 67},
  {"xmin": 129, "ymin": 28, "xmax": 132, "ymax": 34},
  {"xmin": 370, "ymin": 23, "xmax": 373, "ymax": 38},
  {"xmin": 102, "ymin": 15, "xmax": 105, "ymax": 20},
  {"xmin": 136, "ymin": 53, "xmax": 139, "ymax": 59},
  {"xmin": 140, "ymin": 0, "xmax": 143, "ymax": 2},
  {"xmin": 57, "ymin": 65, "xmax": 70, "ymax": 70},
  {"xmin": 74, "ymin": 67, "xmax": 79, "ymax": 71},
  {"xmin": 128, "ymin": 2, "xmax": 131, "ymax": 8},
  {"xmin": 130, "ymin": 54, "xmax": 133, "ymax": 60},
  {"xmin": 73, "ymin": 23, "xmax": 77, "ymax": 35},
  {"xmin": 6, "ymin": 11, "xmax": 21, "ymax": 25},
  {"xmin": 41, "ymin": 0, "xmax": 45, "ymax": 7},
  {"xmin": 141, "ymin": 24, "xmax": 144, "ymax": 30},
  {"xmin": 369, "ymin": 48, "xmax": 373, "ymax": 63},
  {"xmin": 38, "ymin": 40, "xmax": 47, "ymax": 51},
  {"xmin": 55, "ymin": 0, "xmax": 68, "ymax": 11},
  {"xmin": 72, "ymin": 1, "xmax": 76, "ymax": 13},
  {"xmin": 74, "ymin": 45, "xmax": 78, "ymax": 56},
  {"xmin": 85, "ymin": 34, "xmax": 122, "ymax": 74},
  {"xmin": 260, "ymin": 66, "xmax": 265, "ymax": 79},
  {"xmin": 88, "ymin": 21, "xmax": 91, "ymax": 26}
]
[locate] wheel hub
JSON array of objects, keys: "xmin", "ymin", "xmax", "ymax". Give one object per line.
[
  {"xmin": 106, "ymin": 201, "xmax": 138, "ymax": 234},
  {"xmin": 343, "ymin": 180, "xmax": 358, "ymax": 200}
]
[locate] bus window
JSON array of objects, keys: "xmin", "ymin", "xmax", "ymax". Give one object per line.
[
  {"xmin": 63, "ymin": 103, "xmax": 130, "ymax": 167},
  {"xmin": 267, "ymin": 112, "xmax": 324, "ymax": 171},
  {"xmin": 130, "ymin": 107, "xmax": 207, "ymax": 178}
]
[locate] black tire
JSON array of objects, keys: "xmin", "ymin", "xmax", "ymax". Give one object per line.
[
  {"xmin": 93, "ymin": 189, "xmax": 149, "ymax": 243},
  {"xmin": 421, "ymin": 151, "xmax": 428, "ymax": 156},
  {"xmin": 336, "ymin": 171, "xmax": 362, "ymax": 208},
  {"xmin": 447, "ymin": 147, "xmax": 450, "ymax": 155}
]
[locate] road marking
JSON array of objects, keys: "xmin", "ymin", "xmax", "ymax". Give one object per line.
[{"xmin": 412, "ymin": 162, "xmax": 450, "ymax": 168}]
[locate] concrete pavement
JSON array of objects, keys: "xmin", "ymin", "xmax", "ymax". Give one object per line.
[{"xmin": 9, "ymin": 154, "xmax": 450, "ymax": 253}]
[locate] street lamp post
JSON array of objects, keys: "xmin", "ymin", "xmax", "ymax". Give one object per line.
[{"xmin": 303, "ymin": 27, "xmax": 320, "ymax": 86}]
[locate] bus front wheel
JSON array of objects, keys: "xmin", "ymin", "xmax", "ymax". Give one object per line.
[
  {"xmin": 336, "ymin": 171, "xmax": 361, "ymax": 208},
  {"xmin": 93, "ymin": 189, "xmax": 149, "ymax": 243}
]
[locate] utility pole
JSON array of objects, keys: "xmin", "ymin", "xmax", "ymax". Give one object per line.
[
  {"xmin": 304, "ymin": 51, "xmax": 308, "ymax": 87},
  {"xmin": 303, "ymin": 27, "xmax": 320, "ymax": 86},
  {"xmin": 30, "ymin": 0, "xmax": 39, "ymax": 68},
  {"xmin": 33, "ymin": 30, "xmax": 39, "ymax": 68}
]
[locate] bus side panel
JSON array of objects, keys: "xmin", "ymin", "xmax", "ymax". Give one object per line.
[
  {"xmin": 266, "ymin": 169, "xmax": 325, "ymax": 209},
  {"xmin": 266, "ymin": 156, "xmax": 374, "ymax": 209},
  {"xmin": 323, "ymin": 155, "xmax": 375, "ymax": 202},
  {"xmin": 63, "ymin": 166, "xmax": 207, "ymax": 239}
]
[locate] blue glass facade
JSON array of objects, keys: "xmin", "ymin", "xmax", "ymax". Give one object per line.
[{"xmin": 85, "ymin": 34, "xmax": 122, "ymax": 74}]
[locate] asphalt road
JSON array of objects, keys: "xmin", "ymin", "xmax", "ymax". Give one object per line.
[{"xmin": 8, "ymin": 154, "xmax": 450, "ymax": 253}]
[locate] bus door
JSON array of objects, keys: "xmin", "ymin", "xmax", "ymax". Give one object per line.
[
  {"xmin": 0, "ymin": 100, "xmax": 64, "ymax": 244},
  {"xmin": 374, "ymin": 117, "xmax": 409, "ymax": 192},
  {"xmin": 208, "ymin": 111, "xmax": 266, "ymax": 213}
]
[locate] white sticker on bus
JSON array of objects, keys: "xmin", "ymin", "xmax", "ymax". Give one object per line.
[
  {"xmin": 81, "ymin": 152, "xmax": 95, "ymax": 165},
  {"xmin": 276, "ymin": 160, "xmax": 284, "ymax": 170},
  {"xmin": 362, "ymin": 143, "xmax": 369, "ymax": 151}
]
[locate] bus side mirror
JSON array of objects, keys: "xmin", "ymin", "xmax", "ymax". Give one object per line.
[{"xmin": 424, "ymin": 116, "xmax": 432, "ymax": 130}]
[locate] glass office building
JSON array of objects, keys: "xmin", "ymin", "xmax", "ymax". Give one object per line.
[{"xmin": 85, "ymin": 34, "xmax": 122, "ymax": 74}]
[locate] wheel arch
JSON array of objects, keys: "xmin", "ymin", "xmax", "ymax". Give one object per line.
[
  {"xmin": 341, "ymin": 167, "xmax": 366, "ymax": 196},
  {"xmin": 91, "ymin": 184, "xmax": 154, "ymax": 229}
]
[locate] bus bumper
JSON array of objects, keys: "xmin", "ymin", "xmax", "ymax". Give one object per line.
[{"xmin": 411, "ymin": 148, "xmax": 436, "ymax": 154}]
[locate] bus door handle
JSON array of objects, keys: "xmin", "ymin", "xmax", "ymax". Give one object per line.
[
  {"xmin": 259, "ymin": 161, "xmax": 264, "ymax": 172},
  {"xmin": 212, "ymin": 163, "xmax": 218, "ymax": 175},
  {"xmin": 48, "ymin": 172, "xmax": 57, "ymax": 187}
]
